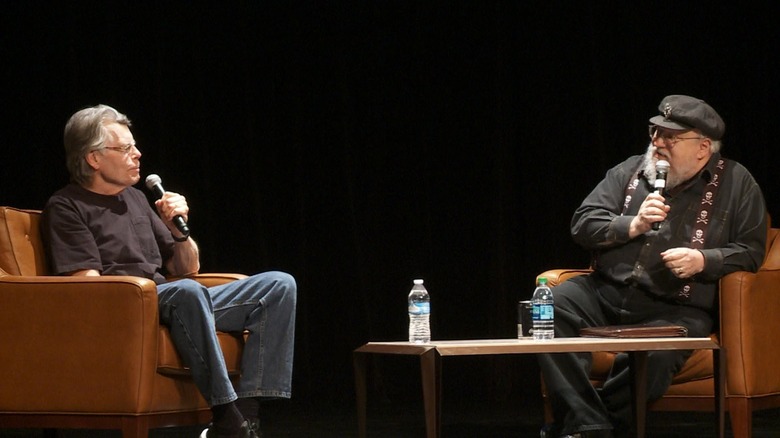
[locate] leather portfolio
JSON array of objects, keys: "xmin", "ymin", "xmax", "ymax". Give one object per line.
[{"xmin": 580, "ymin": 324, "xmax": 688, "ymax": 338}]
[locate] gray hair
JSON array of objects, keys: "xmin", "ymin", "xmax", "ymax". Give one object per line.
[
  {"xmin": 710, "ymin": 139, "xmax": 722, "ymax": 154},
  {"xmin": 63, "ymin": 104, "xmax": 131, "ymax": 185},
  {"xmin": 693, "ymin": 127, "xmax": 722, "ymax": 154}
]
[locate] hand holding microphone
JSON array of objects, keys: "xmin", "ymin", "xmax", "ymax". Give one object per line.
[
  {"xmin": 145, "ymin": 174, "xmax": 191, "ymax": 239},
  {"xmin": 651, "ymin": 160, "xmax": 670, "ymax": 231}
]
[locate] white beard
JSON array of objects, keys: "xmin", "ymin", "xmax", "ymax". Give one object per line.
[
  {"xmin": 640, "ymin": 144, "xmax": 682, "ymax": 189},
  {"xmin": 641, "ymin": 144, "xmax": 659, "ymax": 185}
]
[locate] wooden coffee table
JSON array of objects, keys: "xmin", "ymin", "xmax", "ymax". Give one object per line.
[{"xmin": 354, "ymin": 338, "xmax": 723, "ymax": 438}]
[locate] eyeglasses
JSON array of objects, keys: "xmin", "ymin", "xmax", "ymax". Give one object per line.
[
  {"xmin": 648, "ymin": 125, "xmax": 704, "ymax": 148},
  {"xmin": 102, "ymin": 143, "xmax": 137, "ymax": 155}
]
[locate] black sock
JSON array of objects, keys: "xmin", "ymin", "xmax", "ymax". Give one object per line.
[
  {"xmin": 211, "ymin": 401, "xmax": 244, "ymax": 433},
  {"xmin": 235, "ymin": 397, "xmax": 261, "ymax": 423}
]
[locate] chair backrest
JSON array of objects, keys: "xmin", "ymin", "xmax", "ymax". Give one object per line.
[
  {"xmin": 762, "ymin": 226, "xmax": 780, "ymax": 270},
  {"xmin": 0, "ymin": 207, "xmax": 48, "ymax": 276}
]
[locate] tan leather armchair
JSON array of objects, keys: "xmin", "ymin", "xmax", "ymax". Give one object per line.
[
  {"xmin": 540, "ymin": 225, "xmax": 780, "ymax": 438},
  {"xmin": 0, "ymin": 206, "xmax": 248, "ymax": 437}
]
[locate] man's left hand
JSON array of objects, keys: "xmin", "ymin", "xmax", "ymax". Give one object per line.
[
  {"xmin": 155, "ymin": 191, "xmax": 189, "ymax": 235},
  {"xmin": 661, "ymin": 247, "xmax": 704, "ymax": 279}
]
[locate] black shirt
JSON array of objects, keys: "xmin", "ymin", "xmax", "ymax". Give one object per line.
[
  {"xmin": 41, "ymin": 183, "xmax": 176, "ymax": 284},
  {"xmin": 572, "ymin": 153, "xmax": 767, "ymax": 312}
]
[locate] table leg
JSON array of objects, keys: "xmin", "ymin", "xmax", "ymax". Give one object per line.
[
  {"xmin": 714, "ymin": 347, "xmax": 725, "ymax": 438},
  {"xmin": 628, "ymin": 351, "xmax": 648, "ymax": 438},
  {"xmin": 353, "ymin": 351, "xmax": 368, "ymax": 438},
  {"xmin": 420, "ymin": 349, "xmax": 442, "ymax": 438}
]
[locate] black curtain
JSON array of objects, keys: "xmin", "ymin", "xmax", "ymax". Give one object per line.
[{"xmin": 3, "ymin": 2, "xmax": 778, "ymax": 404}]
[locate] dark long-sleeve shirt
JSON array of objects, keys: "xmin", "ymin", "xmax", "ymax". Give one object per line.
[{"xmin": 571, "ymin": 152, "xmax": 767, "ymax": 312}]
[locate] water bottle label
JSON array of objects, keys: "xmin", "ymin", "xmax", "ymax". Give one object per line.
[
  {"xmin": 409, "ymin": 302, "xmax": 431, "ymax": 315},
  {"xmin": 537, "ymin": 304, "xmax": 553, "ymax": 320},
  {"xmin": 533, "ymin": 304, "xmax": 553, "ymax": 320}
]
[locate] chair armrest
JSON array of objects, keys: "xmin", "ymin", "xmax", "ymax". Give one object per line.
[
  {"xmin": 0, "ymin": 275, "xmax": 161, "ymax": 412},
  {"xmin": 719, "ymin": 268, "xmax": 780, "ymax": 396},
  {"xmin": 168, "ymin": 272, "xmax": 248, "ymax": 288},
  {"xmin": 538, "ymin": 268, "xmax": 592, "ymax": 287}
]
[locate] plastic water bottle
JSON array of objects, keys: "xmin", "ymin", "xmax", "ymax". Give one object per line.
[
  {"xmin": 408, "ymin": 279, "xmax": 431, "ymax": 343},
  {"xmin": 532, "ymin": 277, "xmax": 554, "ymax": 340}
]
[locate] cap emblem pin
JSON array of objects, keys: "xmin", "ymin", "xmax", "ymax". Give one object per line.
[{"xmin": 663, "ymin": 103, "xmax": 673, "ymax": 119}]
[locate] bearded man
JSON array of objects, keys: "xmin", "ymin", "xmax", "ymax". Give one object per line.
[{"xmin": 537, "ymin": 95, "xmax": 767, "ymax": 438}]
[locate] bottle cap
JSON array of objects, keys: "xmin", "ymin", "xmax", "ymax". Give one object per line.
[{"xmin": 413, "ymin": 279, "xmax": 424, "ymax": 285}]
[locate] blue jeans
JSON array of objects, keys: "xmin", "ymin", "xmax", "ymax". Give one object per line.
[{"xmin": 157, "ymin": 271, "xmax": 296, "ymax": 406}]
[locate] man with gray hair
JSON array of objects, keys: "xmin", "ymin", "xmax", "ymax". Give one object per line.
[
  {"xmin": 41, "ymin": 104, "xmax": 296, "ymax": 438},
  {"xmin": 538, "ymin": 95, "xmax": 767, "ymax": 437}
]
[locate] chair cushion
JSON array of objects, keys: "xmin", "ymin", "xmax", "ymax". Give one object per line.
[
  {"xmin": 157, "ymin": 327, "xmax": 244, "ymax": 376},
  {"xmin": 590, "ymin": 334, "xmax": 717, "ymax": 385}
]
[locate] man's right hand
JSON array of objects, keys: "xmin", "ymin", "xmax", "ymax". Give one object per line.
[
  {"xmin": 629, "ymin": 192, "xmax": 670, "ymax": 238},
  {"xmin": 67, "ymin": 269, "xmax": 100, "ymax": 276}
]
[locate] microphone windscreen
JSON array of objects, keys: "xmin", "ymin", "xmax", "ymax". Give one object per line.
[{"xmin": 145, "ymin": 174, "xmax": 162, "ymax": 190}]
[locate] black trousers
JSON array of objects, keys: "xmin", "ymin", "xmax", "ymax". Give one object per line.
[{"xmin": 537, "ymin": 274, "xmax": 713, "ymax": 437}]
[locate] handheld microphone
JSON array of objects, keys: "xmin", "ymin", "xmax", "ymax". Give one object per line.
[
  {"xmin": 145, "ymin": 174, "xmax": 190, "ymax": 238},
  {"xmin": 651, "ymin": 160, "xmax": 670, "ymax": 231}
]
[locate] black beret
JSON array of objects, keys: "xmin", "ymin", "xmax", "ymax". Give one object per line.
[{"xmin": 649, "ymin": 95, "xmax": 725, "ymax": 140}]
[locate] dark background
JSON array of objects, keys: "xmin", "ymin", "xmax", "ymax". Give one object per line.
[{"xmin": 3, "ymin": 2, "xmax": 778, "ymax": 409}]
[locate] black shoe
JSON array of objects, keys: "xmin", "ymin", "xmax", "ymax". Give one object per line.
[
  {"xmin": 199, "ymin": 420, "xmax": 255, "ymax": 438},
  {"xmin": 562, "ymin": 430, "xmax": 614, "ymax": 438},
  {"xmin": 247, "ymin": 418, "xmax": 263, "ymax": 438}
]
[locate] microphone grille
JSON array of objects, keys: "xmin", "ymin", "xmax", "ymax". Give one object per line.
[
  {"xmin": 145, "ymin": 174, "xmax": 162, "ymax": 189},
  {"xmin": 656, "ymin": 160, "xmax": 670, "ymax": 172}
]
